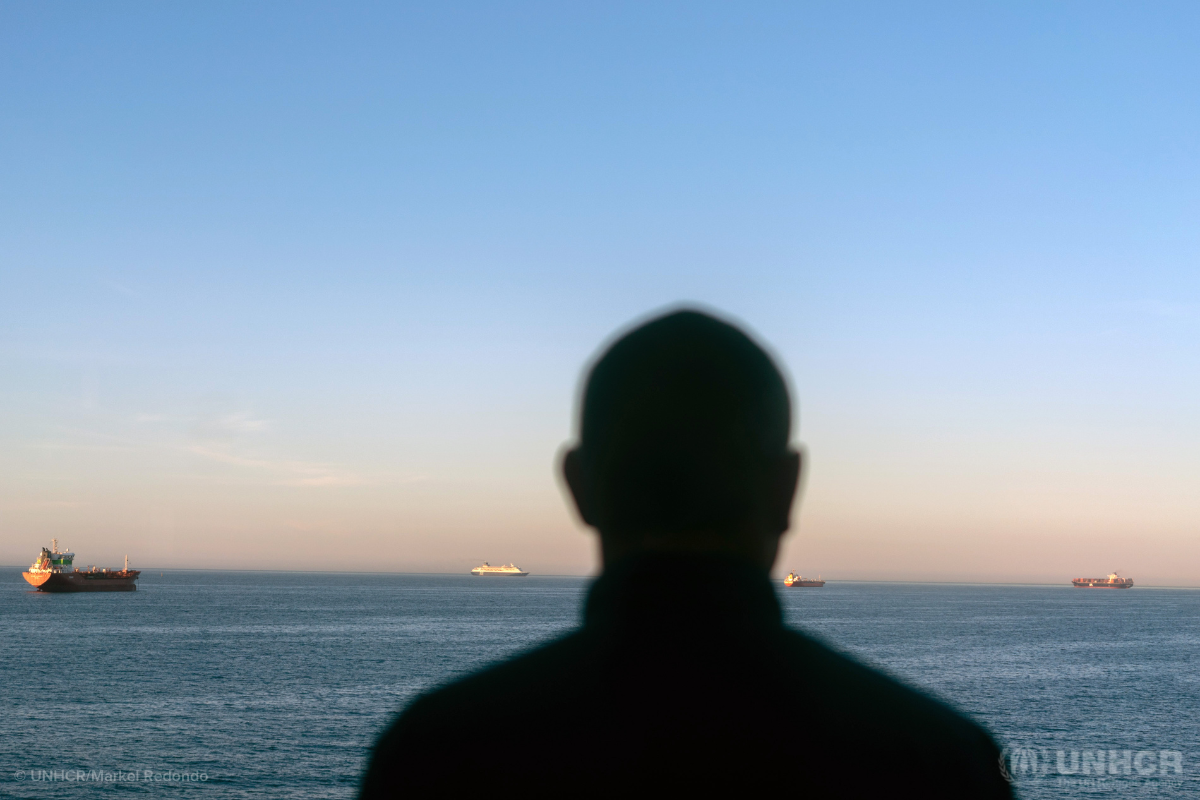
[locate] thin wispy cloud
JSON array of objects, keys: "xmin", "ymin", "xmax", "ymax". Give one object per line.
[
  {"xmin": 188, "ymin": 410, "xmax": 273, "ymax": 442},
  {"xmin": 187, "ymin": 443, "xmax": 365, "ymax": 487},
  {"xmin": 216, "ymin": 412, "xmax": 271, "ymax": 433}
]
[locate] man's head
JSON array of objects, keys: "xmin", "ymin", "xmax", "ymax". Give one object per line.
[{"xmin": 562, "ymin": 309, "xmax": 802, "ymax": 570}]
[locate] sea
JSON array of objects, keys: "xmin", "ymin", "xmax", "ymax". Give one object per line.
[{"xmin": 1, "ymin": 568, "xmax": 1196, "ymax": 799}]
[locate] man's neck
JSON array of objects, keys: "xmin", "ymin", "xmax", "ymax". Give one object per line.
[{"xmin": 598, "ymin": 528, "xmax": 780, "ymax": 571}]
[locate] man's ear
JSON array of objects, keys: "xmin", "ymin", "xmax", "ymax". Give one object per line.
[
  {"xmin": 771, "ymin": 447, "xmax": 803, "ymax": 533},
  {"xmin": 560, "ymin": 446, "xmax": 597, "ymax": 528}
]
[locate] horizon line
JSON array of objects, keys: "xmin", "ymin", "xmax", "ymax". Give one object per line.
[{"xmin": 3, "ymin": 565, "xmax": 1198, "ymax": 589}]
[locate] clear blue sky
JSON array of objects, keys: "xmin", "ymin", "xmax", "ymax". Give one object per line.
[{"xmin": 2, "ymin": 2, "xmax": 1198, "ymax": 582}]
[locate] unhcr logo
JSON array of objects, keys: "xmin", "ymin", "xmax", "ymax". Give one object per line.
[
  {"xmin": 1000, "ymin": 744, "xmax": 1185, "ymax": 785},
  {"xmin": 999, "ymin": 745, "xmax": 1048, "ymax": 781},
  {"xmin": 998, "ymin": 745, "xmax": 1041, "ymax": 781}
]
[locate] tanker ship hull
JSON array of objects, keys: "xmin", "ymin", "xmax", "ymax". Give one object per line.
[{"xmin": 23, "ymin": 572, "xmax": 138, "ymax": 592}]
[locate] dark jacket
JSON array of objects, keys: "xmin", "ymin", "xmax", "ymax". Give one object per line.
[{"xmin": 361, "ymin": 556, "xmax": 1014, "ymax": 798}]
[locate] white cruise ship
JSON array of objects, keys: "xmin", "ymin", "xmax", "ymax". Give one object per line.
[{"xmin": 470, "ymin": 562, "xmax": 529, "ymax": 577}]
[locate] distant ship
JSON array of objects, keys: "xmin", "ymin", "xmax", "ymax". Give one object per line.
[
  {"xmin": 470, "ymin": 562, "xmax": 529, "ymax": 577},
  {"xmin": 22, "ymin": 540, "xmax": 140, "ymax": 592},
  {"xmin": 1072, "ymin": 572, "xmax": 1133, "ymax": 589},
  {"xmin": 784, "ymin": 571, "xmax": 824, "ymax": 588}
]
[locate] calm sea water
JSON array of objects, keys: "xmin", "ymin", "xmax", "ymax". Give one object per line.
[{"xmin": 1, "ymin": 568, "xmax": 1196, "ymax": 798}]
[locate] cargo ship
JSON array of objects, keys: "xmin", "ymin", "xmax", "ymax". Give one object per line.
[
  {"xmin": 22, "ymin": 540, "xmax": 140, "ymax": 592},
  {"xmin": 784, "ymin": 571, "xmax": 825, "ymax": 588},
  {"xmin": 1072, "ymin": 572, "xmax": 1133, "ymax": 589},
  {"xmin": 470, "ymin": 562, "xmax": 529, "ymax": 577}
]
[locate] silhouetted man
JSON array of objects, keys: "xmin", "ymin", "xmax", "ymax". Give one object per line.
[{"xmin": 361, "ymin": 309, "xmax": 1013, "ymax": 798}]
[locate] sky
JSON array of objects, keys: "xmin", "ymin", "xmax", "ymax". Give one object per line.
[{"xmin": 2, "ymin": 2, "xmax": 1198, "ymax": 584}]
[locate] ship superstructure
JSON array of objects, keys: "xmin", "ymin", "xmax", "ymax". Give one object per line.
[
  {"xmin": 1072, "ymin": 572, "xmax": 1133, "ymax": 589},
  {"xmin": 470, "ymin": 562, "xmax": 529, "ymax": 577},
  {"xmin": 22, "ymin": 540, "xmax": 139, "ymax": 592}
]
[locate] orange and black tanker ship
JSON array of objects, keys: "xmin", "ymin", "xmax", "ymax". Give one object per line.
[
  {"xmin": 22, "ymin": 540, "xmax": 139, "ymax": 592},
  {"xmin": 784, "ymin": 571, "xmax": 825, "ymax": 588}
]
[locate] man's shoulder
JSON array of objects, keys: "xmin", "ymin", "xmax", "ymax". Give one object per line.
[
  {"xmin": 369, "ymin": 629, "xmax": 592, "ymax": 749},
  {"xmin": 422, "ymin": 629, "xmax": 592, "ymax": 707},
  {"xmin": 779, "ymin": 627, "xmax": 977, "ymax": 720},
  {"xmin": 362, "ymin": 625, "xmax": 1012, "ymax": 798},
  {"xmin": 377, "ymin": 623, "xmax": 999, "ymax": 745},
  {"xmin": 361, "ymin": 631, "xmax": 602, "ymax": 798},
  {"xmin": 777, "ymin": 627, "xmax": 1006, "ymax": 781}
]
